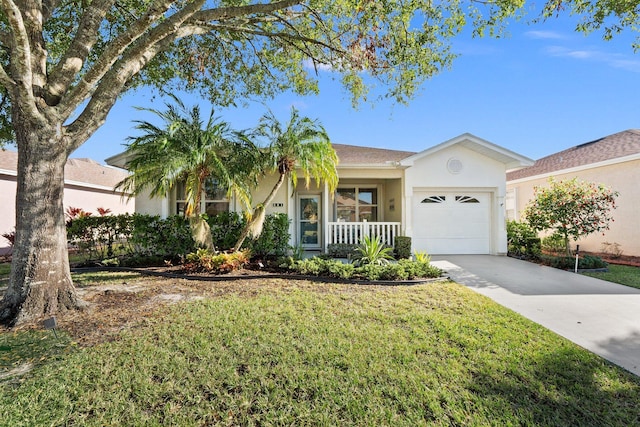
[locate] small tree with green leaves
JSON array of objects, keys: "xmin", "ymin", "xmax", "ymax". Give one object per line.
[{"xmin": 524, "ymin": 178, "xmax": 618, "ymax": 256}]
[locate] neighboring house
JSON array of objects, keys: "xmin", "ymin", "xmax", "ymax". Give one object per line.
[
  {"xmin": 0, "ymin": 149, "xmax": 134, "ymax": 254},
  {"xmin": 107, "ymin": 133, "xmax": 533, "ymax": 255},
  {"xmin": 507, "ymin": 129, "xmax": 640, "ymax": 257}
]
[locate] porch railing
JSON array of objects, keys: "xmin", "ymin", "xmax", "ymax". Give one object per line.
[{"xmin": 327, "ymin": 222, "xmax": 401, "ymax": 247}]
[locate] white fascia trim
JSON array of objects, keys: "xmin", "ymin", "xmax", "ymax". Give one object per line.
[
  {"xmin": 507, "ymin": 153, "xmax": 640, "ymax": 185},
  {"xmin": 338, "ymin": 163, "xmax": 402, "ymax": 169},
  {"xmin": 64, "ymin": 179, "xmax": 125, "ymax": 193}
]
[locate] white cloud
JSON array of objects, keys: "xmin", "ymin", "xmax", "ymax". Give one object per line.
[
  {"xmin": 525, "ymin": 30, "xmax": 567, "ymax": 40},
  {"xmin": 544, "ymin": 45, "xmax": 640, "ymax": 73},
  {"xmin": 303, "ymin": 58, "xmax": 333, "ymax": 72}
]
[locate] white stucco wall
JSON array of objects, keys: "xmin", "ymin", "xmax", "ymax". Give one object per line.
[{"xmin": 135, "ymin": 190, "xmax": 168, "ymax": 217}]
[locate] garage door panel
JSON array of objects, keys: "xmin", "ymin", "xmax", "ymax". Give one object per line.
[
  {"xmin": 413, "ymin": 238, "xmax": 489, "ymax": 255},
  {"xmin": 413, "ymin": 191, "xmax": 491, "ymax": 255}
]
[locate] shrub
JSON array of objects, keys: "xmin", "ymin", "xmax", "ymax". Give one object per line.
[
  {"xmin": 541, "ymin": 232, "xmax": 566, "ymax": 254},
  {"xmin": 251, "ymin": 213, "xmax": 290, "ymax": 258},
  {"xmin": 284, "ymin": 256, "xmax": 442, "ymax": 281},
  {"xmin": 130, "ymin": 214, "xmax": 195, "ymax": 258},
  {"xmin": 394, "ymin": 236, "xmax": 412, "ymax": 259},
  {"xmin": 208, "ymin": 212, "xmax": 290, "ymax": 257},
  {"xmin": 579, "ymin": 255, "xmax": 608, "ymax": 269},
  {"xmin": 184, "ymin": 249, "xmax": 250, "ymax": 274},
  {"xmin": 507, "ymin": 220, "xmax": 540, "ymax": 259},
  {"xmin": 327, "ymin": 243, "xmax": 358, "ymax": 258},
  {"xmin": 353, "ymin": 235, "xmax": 395, "ymax": 266},
  {"xmin": 376, "ymin": 263, "xmax": 409, "ymax": 281},
  {"xmin": 328, "ymin": 261, "xmax": 355, "ymax": 279},
  {"xmin": 413, "ymin": 250, "xmax": 431, "ymax": 264},
  {"xmin": 539, "ymin": 254, "xmax": 607, "ymax": 270},
  {"xmin": 291, "ymin": 258, "xmax": 322, "ymax": 276},
  {"xmin": 357, "ymin": 263, "xmax": 382, "ymax": 280},
  {"xmin": 398, "ymin": 259, "xmax": 442, "ymax": 279},
  {"xmin": 67, "ymin": 214, "xmax": 133, "ymax": 261},
  {"xmin": 208, "ymin": 212, "xmax": 244, "ymax": 251}
]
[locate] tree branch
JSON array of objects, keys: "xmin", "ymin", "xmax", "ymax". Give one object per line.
[
  {"xmin": 64, "ymin": 0, "xmax": 311, "ymax": 147},
  {"xmin": 0, "ymin": 0, "xmax": 39, "ymax": 116},
  {"xmin": 58, "ymin": 0, "xmax": 177, "ymax": 118},
  {"xmin": 45, "ymin": 0, "xmax": 116, "ymax": 105},
  {"xmin": 0, "ymin": 63, "xmax": 15, "ymax": 90}
]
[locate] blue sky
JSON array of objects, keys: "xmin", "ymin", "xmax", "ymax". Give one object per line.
[{"xmin": 73, "ymin": 12, "xmax": 640, "ymax": 164}]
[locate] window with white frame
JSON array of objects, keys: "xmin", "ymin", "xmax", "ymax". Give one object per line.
[
  {"xmin": 176, "ymin": 178, "xmax": 229, "ymax": 216},
  {"xmin": 335, "ymin": 187, "xmax": 378, "ymax": 222}
]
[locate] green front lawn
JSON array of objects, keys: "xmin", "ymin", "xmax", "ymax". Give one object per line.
[
  {"xmin": 1, "ymin": 276, "xmax": 639, "ymax": 426},
  {"xmin": 583, "ymin": 264, "xmax": 640, "ymax": 290}
]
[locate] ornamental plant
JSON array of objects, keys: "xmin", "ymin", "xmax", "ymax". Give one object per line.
[
  {"xmin": 524, "ymin": 178, "xmax": 618, "ymax": 256},
  {"xmin": 353, "ymin": 235, "xmax": 395, "ymax": 266}
]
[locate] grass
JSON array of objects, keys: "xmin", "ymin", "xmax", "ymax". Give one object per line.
[
  {"xmin": 582, "ymin": 264, "xmax": 640, "ymax": 290},
  {"xmin": 1, "ymin": 275, "xmax": 639, "ymax": 426}
]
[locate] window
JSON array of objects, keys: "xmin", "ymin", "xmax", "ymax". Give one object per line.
[
  {"xmin": 336, "ymin": 187, "xmax": 378, "ymax": 222},
  {"xmin": 455, "ymin": 195, "xmax": 480, "ymax": 204},
  {"xmin": 421, "ymin": 195, "xmax": 446, "ymax": 204},
  {"xmin": 176, "ymin": 178, "xmax": 229, "ymax": 216}
]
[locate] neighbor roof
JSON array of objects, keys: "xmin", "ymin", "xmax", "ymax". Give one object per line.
[
  {"xmin": 507, "ymin": 129, "xmax": 640, "ymax": 181},
  {"xmin": 331, "ymin": 143, "xmax": 416, "ymax": 166},
  {"xmin": 0, "ymin": 150, "xmax": 128, "ymax": 190}
]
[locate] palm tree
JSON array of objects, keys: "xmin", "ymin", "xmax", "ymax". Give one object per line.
[
  {"xmin": 232, "ymin": 108, "xmax": 339, "ymax": 252},
  {"xmin": 117, "ymin": 95, "xmax": 259, "ymax": 250}
]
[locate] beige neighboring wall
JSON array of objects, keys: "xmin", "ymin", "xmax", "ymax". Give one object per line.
[
  {"xmin": 0, "ymin": 151, "xmax": 134, "ymax": 254},
  {"xmin": 507, "ymin": 158, "xmax": 640, "ymax": 256}
]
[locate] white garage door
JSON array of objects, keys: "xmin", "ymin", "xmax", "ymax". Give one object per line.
[{"xmin": 413, "ymin": 192, "xmax": 491, "ymax": 254}]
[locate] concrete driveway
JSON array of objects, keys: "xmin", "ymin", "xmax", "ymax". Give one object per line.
[{"xmin": 431, "ymin": 255, "xmax": 640, "ymax": 377}]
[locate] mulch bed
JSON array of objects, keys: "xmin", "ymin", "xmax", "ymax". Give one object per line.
[{"xmin": 583, "ymin": 252, "xmax": 640, "ymax": 267}]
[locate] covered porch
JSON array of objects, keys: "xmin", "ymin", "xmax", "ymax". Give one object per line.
[{"xmin": 295, "ymin": 174, "xmax": 405, "ymax": 252}]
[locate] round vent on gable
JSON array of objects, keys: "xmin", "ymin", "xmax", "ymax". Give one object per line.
[{"xmin": 447, "ymin": 158, "xmax": 463, "ymax": 174}]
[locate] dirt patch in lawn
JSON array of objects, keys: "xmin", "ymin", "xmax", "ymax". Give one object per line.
[{"xmin": 2, "ymin": 272, "xmax": 405, "ymax": 348}]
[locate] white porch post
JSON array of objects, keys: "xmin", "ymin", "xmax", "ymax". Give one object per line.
[
  {"xmin": 287, "ymin": 179, "xmax": 295, "ymax": 248},
  {"xmin": 323, "ymin": 182, "xmax": 331, "ymax": 252},
  {"xmin": 404, "ymin": 187, "xmax": 413, "ymax": 241},
  {"xmin": 161, "ymin": 196, "xmax": 170, "ymax": 218}
]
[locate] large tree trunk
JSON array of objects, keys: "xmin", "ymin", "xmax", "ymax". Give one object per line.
[{"xmin": 0, "ymin": 121, "xmax": 83, "ymax": 326}]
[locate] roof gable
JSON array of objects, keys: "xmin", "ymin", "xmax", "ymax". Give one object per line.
[
  {"xmin": 400, "ymin": 133, "xmax": 534, "ymax": 170},
  {"xmin": 507, "ymin": 129, "xmax": 640, "ymax": 181}
]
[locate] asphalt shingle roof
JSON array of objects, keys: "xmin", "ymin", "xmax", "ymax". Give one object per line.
[
  {"xmin": 507, "ymin": 129, "xmax": 640, "ymax": 181},
  {"xmin": 0, "ymin": 150, "xmax": 128, "ymax": 189},
  {"xmin": 331, "ymin": 143, "xmax": 415, "ymax": 165}
]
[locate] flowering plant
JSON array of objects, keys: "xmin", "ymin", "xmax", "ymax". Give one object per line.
[{"xmin": 524, "ymin": 178, "xmax": 618, "ymax": 256}]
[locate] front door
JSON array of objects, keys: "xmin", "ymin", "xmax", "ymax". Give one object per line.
[{"xmin": 298, "ymin": 194, "xmax": 321, "ymax": 249}]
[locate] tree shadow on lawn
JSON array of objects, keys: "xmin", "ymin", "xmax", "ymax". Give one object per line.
[{"xmin": 466, "ymin": 346, "xmax": 640, "ymax": 426}]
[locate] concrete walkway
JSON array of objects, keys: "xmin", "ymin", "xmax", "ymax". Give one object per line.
[{"xmin": 430, "ymin": 255, "xmax": 640, "ymax": 377}]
